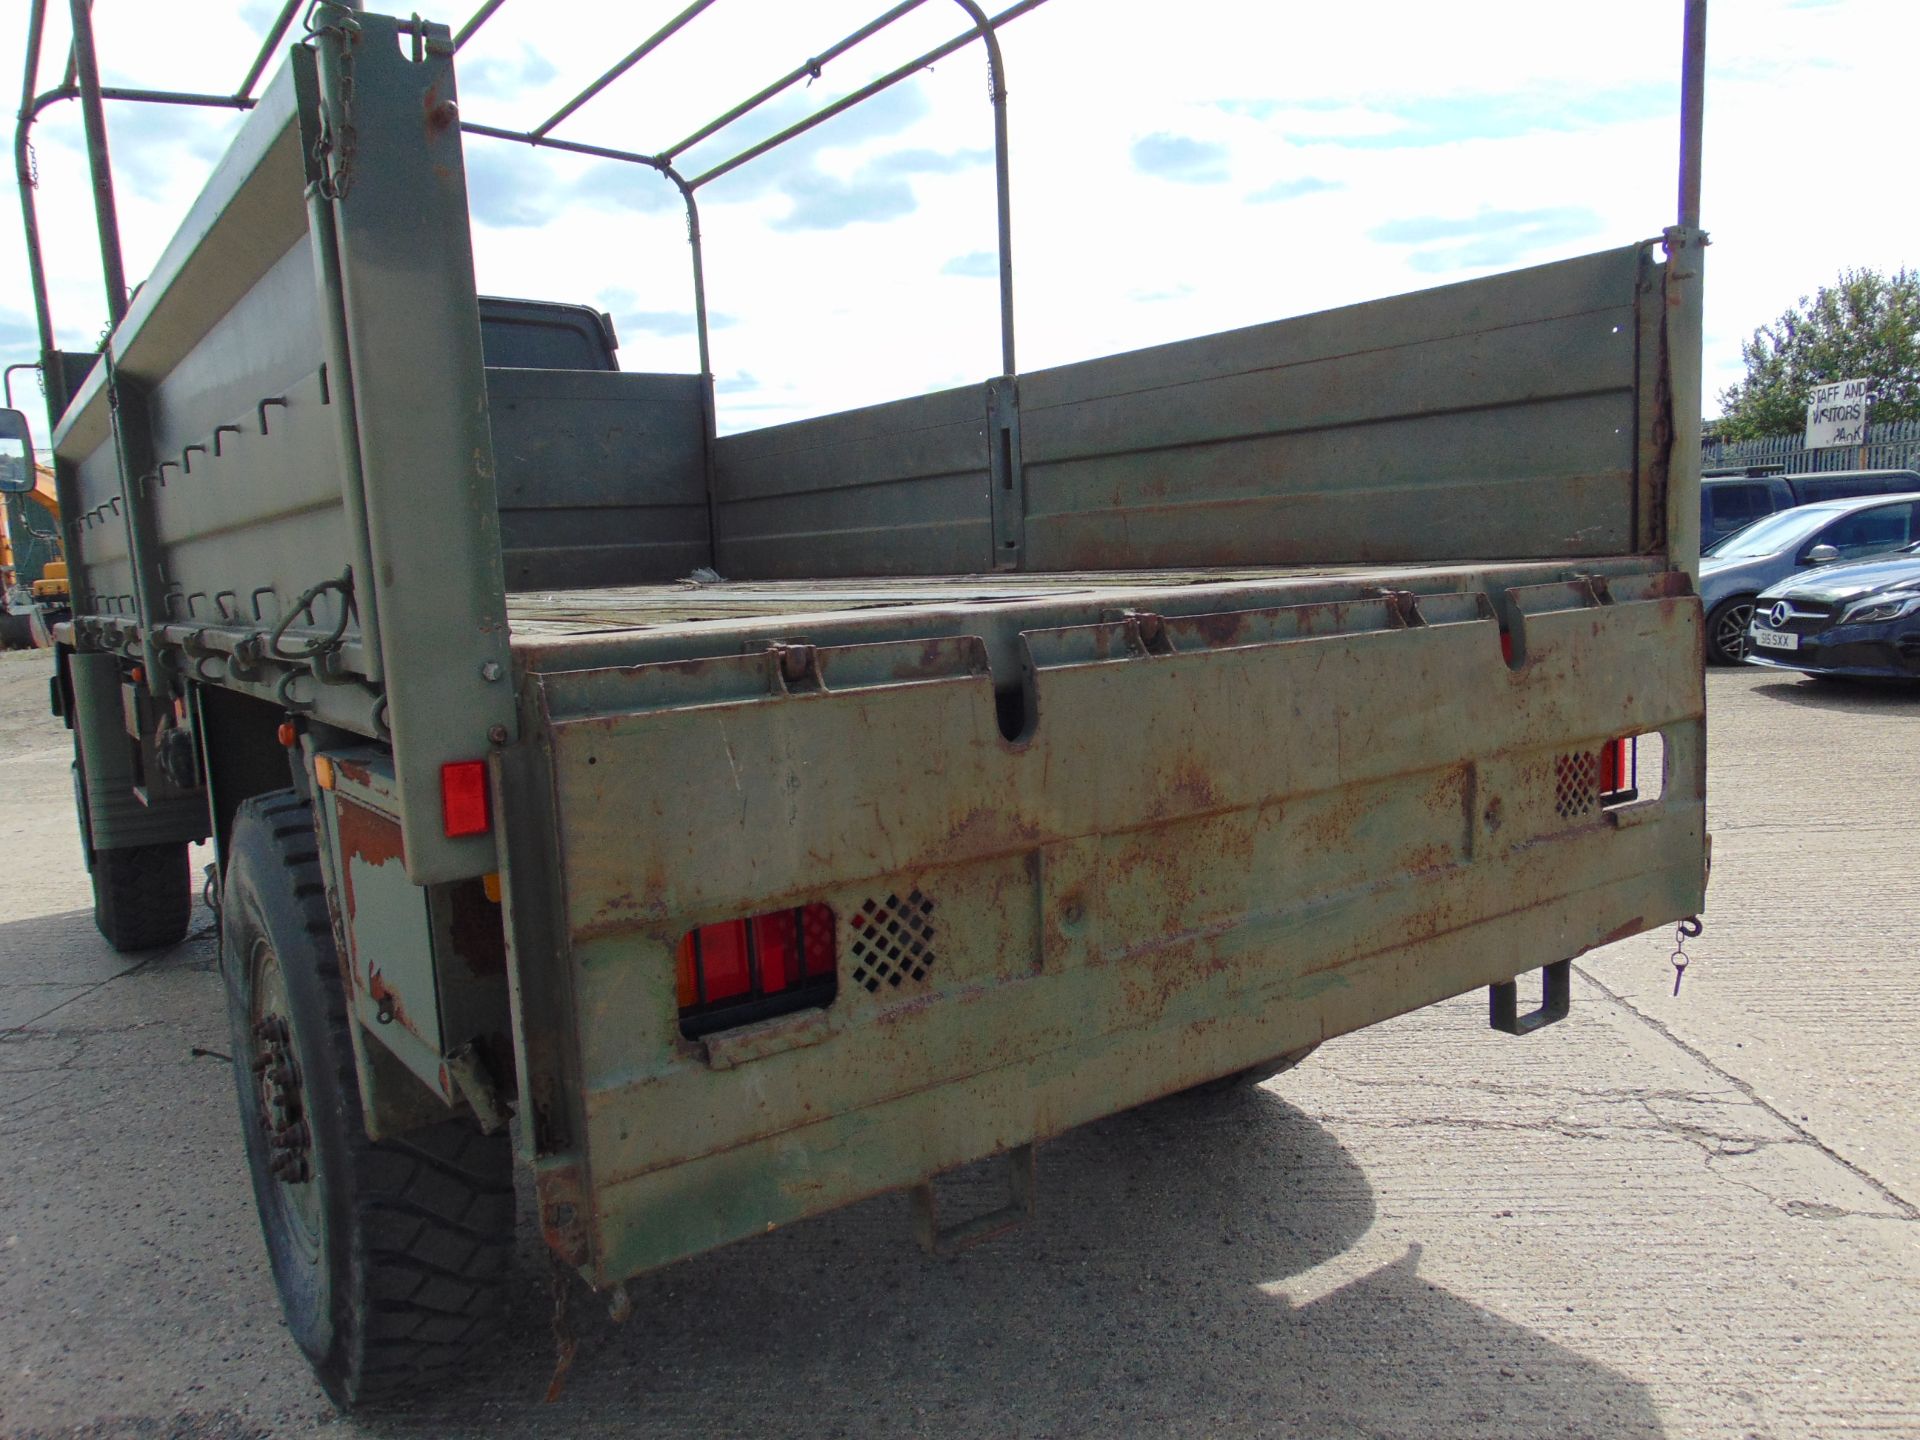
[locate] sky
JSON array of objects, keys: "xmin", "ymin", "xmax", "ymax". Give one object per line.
[{"xmin": 2, "ymin": 0, "xmax": 1915, "ymax": 444}]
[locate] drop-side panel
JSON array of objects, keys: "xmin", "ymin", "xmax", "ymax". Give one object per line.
[
  {"xmin": 705, "ymin": 245, "xmax": 1655, "ymax": 579},
  {"xmin": 712, "ymin": 382, "xmax": 994, "ymax": 577},
  {"xmin": 1018, "ymin": 246, "xmax": 1648, "ymax": 568},
  {"xmin": 489, "ymin": 368, "xmax": 709, "ymax": 591},
  {"xmin": 59, "ymin": 245, "xmax": 345, "ymax": 633},
  {"xmin": 510, "ymin": 572, "xmax": 1706, "ymax": 1283}
]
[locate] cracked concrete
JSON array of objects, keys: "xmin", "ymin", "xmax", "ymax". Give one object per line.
[{"xmin": 2, "ymin": 656, "xmax": 1918, "ymax": 1438}]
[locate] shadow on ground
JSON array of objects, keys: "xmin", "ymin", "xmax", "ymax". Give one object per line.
[
  {"xmin": 349, "ymin": 1088, "xmax": 1665, "ymax": 1439},
  {"xmin": 1751, "ymin": 676, "xmax": 1920, "ymax": 711}
]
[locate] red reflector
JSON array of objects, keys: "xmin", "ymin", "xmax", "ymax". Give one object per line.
[
  {"xmin": 699, "ymin": 920, "xmax": 751, "ymax": 1002},
  {"xmin": 751, "ymin": 911, "xmax": 799, "ymax": 993},
  {"xmin": 799, "ymin": 904, "xmax": 835, "ymax": 979},
  {"xmin": 440, "ymin": 760, "xmax": 491, "ymax": 837}
]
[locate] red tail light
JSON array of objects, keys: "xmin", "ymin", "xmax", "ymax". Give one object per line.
[
  {"xmin": 677, "ymin": 904, "xmax": 837, "ymax": 1038},
  {"xmin": 441, "ymin": 760, "xmax": 491, "ymax": 837},
  {"xmin": 1599, "ymin": 737, "xmax": 1637, "ymax": 804}
]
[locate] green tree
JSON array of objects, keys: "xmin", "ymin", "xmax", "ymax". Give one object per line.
[{"xmin": 1716, "ymin": 267, "xmax": 1920, "ymax": 440}]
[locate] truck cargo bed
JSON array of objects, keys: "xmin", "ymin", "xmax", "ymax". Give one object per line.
[{"xmin": 505, "ymin": 556, "xmax": 1658, "ymax": 652}]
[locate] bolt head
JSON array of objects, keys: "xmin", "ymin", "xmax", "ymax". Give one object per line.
[{"xmin": 480, "ymin": 660, "xmax": 504, "ymax": 682}]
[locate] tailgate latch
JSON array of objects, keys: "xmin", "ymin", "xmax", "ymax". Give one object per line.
[{"xmin": 1490, "ymin": 959, "xmax": 1571, "ymax": 1035}]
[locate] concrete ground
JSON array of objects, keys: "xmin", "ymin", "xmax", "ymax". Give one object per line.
[{"xmin": 1, "ymin": 646, "xmax": 1915, "ymax": 1440}]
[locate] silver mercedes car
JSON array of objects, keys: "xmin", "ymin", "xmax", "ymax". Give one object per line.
[{"xmin": 1698, "ymin": 492, "xmax": 1920, "ymax": 663}]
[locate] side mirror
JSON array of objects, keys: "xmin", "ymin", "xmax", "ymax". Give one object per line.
[
  {"xmin": 0, "ymin": 408, "xmax": 34, "ymax": 494},
  {"xmin": 1804, "ymin": 543, "xmax": 1841, "ymax": 566}
]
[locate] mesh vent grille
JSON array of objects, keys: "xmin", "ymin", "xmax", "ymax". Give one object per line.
[
  {"xmin": 849, "ymin": 889, "xmax": 936, "ymax": 994},
  {"xmin": 1554, "ymin": 750, "xmax": 1599, "ymax": 818}
]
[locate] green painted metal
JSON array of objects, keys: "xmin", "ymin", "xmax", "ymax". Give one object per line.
[
  {"xmin": 307, "ymin": 14, "xmax": 517, "ymax": 882},
  {"xmin": 505, "ymin": 569, "xmax": 1703, "ymax": 1282}
]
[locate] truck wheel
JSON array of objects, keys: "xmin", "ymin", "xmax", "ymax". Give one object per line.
[
  {"xmin": 1705, "ymin": 596, "xmax": 1756, "ymax": 665},
  {"xmin": 92, "ymin": 843, "xmax": 192, "ymax": 952},
  {"xmin": 222, "ymin": 791, "xmax": 513, "ymax": 1408},
  {"xmin": 1180, "ymin": 1042, "xmax": 1321, "ymax": 1098}
]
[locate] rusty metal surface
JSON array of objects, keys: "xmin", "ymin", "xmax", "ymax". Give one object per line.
[
  {"xmin": 312, "ymin": 754, "xmax": 453, "ymax": 1109},
  {"xmin": 506, "ymin": 571, "xmax": 1706, "ymax": 1283}
]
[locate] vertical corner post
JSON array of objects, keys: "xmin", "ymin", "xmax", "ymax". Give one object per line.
[
  {"xmin": 309, "ymin": 10, "xmax": 516, "ymax": 884},
  {"xmin": 65, "ymin": 0, "xmax": 127, "ymax": 325},
  {"xmin": 1663, "ymin": 0, "xmax": 1708, "ymax": 581}
]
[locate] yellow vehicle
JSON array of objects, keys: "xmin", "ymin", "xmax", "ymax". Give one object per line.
[{"xmin": 1, "ymin": 459, "xmax": 65, "ymax": 649}]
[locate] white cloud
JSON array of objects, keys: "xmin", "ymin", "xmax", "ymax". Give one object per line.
[{"xmin": 3, "ymin": 0, "xmax": 1915, "ymax": 438}]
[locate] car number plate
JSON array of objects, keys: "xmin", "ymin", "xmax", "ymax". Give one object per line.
[{"xmin": 1750, "ymin": 627, "xmax": 1799, "ymax": 651}]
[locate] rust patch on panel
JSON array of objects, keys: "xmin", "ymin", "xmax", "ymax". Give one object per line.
[
  {"xmin": 336, "ymin": 797, "xmax": 406, "ymax": 871},
  {"xmin": 538, "ymin": 1164, "xmax": 592, "ymax": 1269},
  {"xmin": 332, "ymin": 756, "xmax": 378, "ymax": 790},
  {"xmin": 424, "ymin": 86, "xmax": 459, "ymax": 139},
  {"xmin": 942, "ymin": 803, "xmax": 1041, "ymax": 854},
  {"xmin": 333, "ymin": 798, "xmax": 407, "ymax": 1006},
  {"xmin": 1162, "ymin": 760, "xmax": 1224, "ymax": 818},
  {"xmin": 1596, "ymin": 915, "xmax": 1649, "ymax": 947},
  {"xmin": 365, "ymin": 966, "xmax": 414, "ymax": 1033},
  {"xmin": 1185, "ymin": 609, "xmax": 1254, "ymax": 647}
]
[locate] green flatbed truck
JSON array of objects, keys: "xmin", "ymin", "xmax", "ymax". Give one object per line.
[{"xmin": 13, "ymin": 0, "xmax": 1710, "ymax": 1406}]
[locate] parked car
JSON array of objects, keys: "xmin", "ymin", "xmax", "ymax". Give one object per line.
[
  {"xmin": 1699, "ymin": 492, "xmax": 1920, "ymax": 663},
  {"xmin": 1745, "ymin": 541, "xmax": 1920, "ymax": 681},
  {"xmin": 1699, "ymin": 468, "xmax": 1920, "ymax": 550}
]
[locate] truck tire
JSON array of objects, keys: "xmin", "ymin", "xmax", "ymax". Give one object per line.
[
  {"xmin": 91, "ymin": 842, "xmax": 193, "ymax": 952},
  {"xmin": 1706, "ymin": 595, "xmax": 1756, "ymax": 665},
  {"xmin": 221, "ymin": 791, "xmax": 512, "ymax": 1408}
]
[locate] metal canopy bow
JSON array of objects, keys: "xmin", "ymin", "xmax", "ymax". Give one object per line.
[{"xmin": 14, "ymin": 0, "xmax": 1045, "ymax": 415}]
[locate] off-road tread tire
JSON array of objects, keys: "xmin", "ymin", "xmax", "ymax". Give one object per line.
[
  {"xmin": 92, "ymin": 842, "xmax": 192, "ymax": 952},
  {"xmin": 224, "ymin": 791, "xmax": 512, "ymax": 1408}
]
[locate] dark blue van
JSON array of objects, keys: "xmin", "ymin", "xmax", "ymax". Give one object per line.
[{"xmin": 1701, "ymin": 468, "xmax": 1920, "ymax": 549}]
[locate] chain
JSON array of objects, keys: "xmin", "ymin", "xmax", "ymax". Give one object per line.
[
  {"xmin": 304, "ymin": 5, "xmax": 361, "ymax": 200},
  {"xmin": 1670, "ymin": 915, "xmax": 1703, "ymax": 996},
  {"xmin": 268, "ymin": 567, "xmax": 356, "ymax": 662}
]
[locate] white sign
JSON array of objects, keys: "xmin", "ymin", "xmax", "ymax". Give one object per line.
[{"xmin": 1805, "ymin": 378, "xmax": 1871, "ymax": 449}]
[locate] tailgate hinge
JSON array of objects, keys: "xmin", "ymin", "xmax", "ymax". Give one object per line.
[{"xmin": 986, "ymin": 376, "xmax": 1024, "ymax": 572}]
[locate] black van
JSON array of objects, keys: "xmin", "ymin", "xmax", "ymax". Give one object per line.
[{"xmin": 1701, "ymin": 468, "xmax": 1920, "ymax": 549}]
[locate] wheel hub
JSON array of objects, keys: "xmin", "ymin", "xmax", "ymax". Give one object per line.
[
  {"xmin": 1717, "ymin": 602, "xmax": 1754, "ymax": 660},
  {"xmin": 252, "ymin": 1013, "xmax": 312, "ymax": 1184}
]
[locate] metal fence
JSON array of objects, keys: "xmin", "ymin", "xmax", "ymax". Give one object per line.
[{"xmin": 1701, "ymin": 419, "xmax": 1920, "ymax": 475}]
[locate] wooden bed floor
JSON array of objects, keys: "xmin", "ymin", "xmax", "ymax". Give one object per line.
[{"xmin": 505, "ymin": 564, "xmax": 1446, "ymax": 639}]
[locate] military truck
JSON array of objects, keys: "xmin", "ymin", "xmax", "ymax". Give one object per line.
[{"xmin": 13, "ymin": 0, "xmax": 1710, "ymax": 1407}]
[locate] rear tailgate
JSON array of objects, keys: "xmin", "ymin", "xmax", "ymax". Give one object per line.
[{"xmin": 499, "ymin": 572, "xmax": 1704, "ymax": 1285}]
